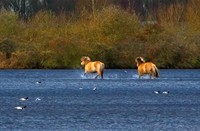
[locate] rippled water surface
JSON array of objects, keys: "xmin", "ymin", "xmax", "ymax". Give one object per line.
[{"xmin": 0, "ymin": 69, "xmax": 200, "ymax": 131}]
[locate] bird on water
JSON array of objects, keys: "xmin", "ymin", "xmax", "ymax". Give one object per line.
[
  {"xmin": 20, "ymin": 97, "xmax": 28, "ymax": 101},
  {"xmin": 15, "ymin": 106, "xmax": 27, "ymax": 110}
]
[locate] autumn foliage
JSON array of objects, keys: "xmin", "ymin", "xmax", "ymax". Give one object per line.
[{"xmin": 0, "ymin": 1, "xmax": 200, "ymax": 69}]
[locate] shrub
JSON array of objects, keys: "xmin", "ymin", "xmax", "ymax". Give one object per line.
[{"xmin": 0, "ymin": 12, "xmax": 20, "ymax": 38}]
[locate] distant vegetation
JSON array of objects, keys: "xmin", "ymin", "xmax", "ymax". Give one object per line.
[{"xmin": 0, "ymin": 0, "xmax": 200, "ymax": 69}]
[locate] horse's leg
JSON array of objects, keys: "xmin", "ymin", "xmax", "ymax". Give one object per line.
[
  {"xmin": 150, "ymin": 73, "xmax": 155, "ymax": 79},
  {"xmin": 97, "ymin": 70, "xmax": 103, "ymax": 79},
  {"xmin": 138, "ymin": 72, "xmax": 142, "ymax": 79},
  {"xmin": 90, "ymin": 73, "xmax": 96, "ymax": 78},
  {"xmin": 95, "ymin": 74, "xmax": 99, "ymax": 79},
  {"xmin": 138, "ymin": 71, "xmax": 141, "ymax": 79},
  {"xmin": 149, "ymin": 74, "xmax": 152, "ymax": 79},
  {"xmin": 139, "ymin": 74, "xmax": 142, "ymax": 79},
  {"xmin": 95, "ymin": 70, "xmax": 102, "ymax": 79},
  {"xmin": 90, "ymin": 73, "xmax": 93, "ymax": 78},
  {"xmin": 83, "ymin": 70, "xmax": 88, "ymax": 78},
  {"xmin": 101, "ymin": 71, "xmax": 104, "ymax": 79}
]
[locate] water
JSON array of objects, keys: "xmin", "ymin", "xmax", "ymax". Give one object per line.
[{"xmin": 0, "ymin": 69, "xmax": 200, "ymax": 131}]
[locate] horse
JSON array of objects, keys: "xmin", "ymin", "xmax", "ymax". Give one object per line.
[
  {"xmin": 135, "ymin": 57, "xmax": 159, "ymax": 79},
  {"xmin": 81, "ymin": 56, "xmax": 105, "ymax": 79}
]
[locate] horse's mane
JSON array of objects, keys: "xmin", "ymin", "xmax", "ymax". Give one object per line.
[
  {"xmin": 81, "ymin": 56, "xmax": 91, "ymax": 62},
  {"xmin": 135, "ymin": 57, "xmax": 145, "ymax": 63}
]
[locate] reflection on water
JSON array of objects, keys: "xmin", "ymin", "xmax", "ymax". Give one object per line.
[{"xmin": 0, "ymin": 69, "xmax": 200, "ymax": 130}]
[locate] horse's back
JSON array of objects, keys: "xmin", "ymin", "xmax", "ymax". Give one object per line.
[
  {"xmin": 85, "ymin": 61, "xmax": 104, "ymax": 72},
  {"xmin": 138, "ymin": 63, "xmax": 151, "ymax": 71},
  {"xmin": 85, "ymin": 62, "xmax": 96, "ymax": 72},
  {"xmin": 144, "ymin": 62, "xmax": 154, "ymax": 71},
  {"xmin": 138, "ymin": 62, "xmax": 158, "ymax": 74}
]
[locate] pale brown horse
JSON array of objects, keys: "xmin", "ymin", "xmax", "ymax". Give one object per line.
[
  {"xmin": 81, "ymin": 56, "xmax": 105, "ymax": 79},
  {"xmin": 135, "ymin": 57, "xmax": 159, "ymax": 79}
]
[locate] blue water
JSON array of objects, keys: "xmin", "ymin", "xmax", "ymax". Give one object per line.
[{"xmin": 0, "ymin": 69, "xmax": 200, "ymax": 131}]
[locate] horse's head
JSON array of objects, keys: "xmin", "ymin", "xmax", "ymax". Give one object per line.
[
  {"xmin": 135, "ymin": 57, "xmax": 145, "ymax": 66},
  {"xmin": 81, "ymin": 56, "xmax": 91, "ymax": 65}
]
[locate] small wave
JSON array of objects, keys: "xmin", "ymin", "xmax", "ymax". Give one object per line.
[{"xmin": 80, "ymin": 74, "xmax": 96, "ymax": 79}]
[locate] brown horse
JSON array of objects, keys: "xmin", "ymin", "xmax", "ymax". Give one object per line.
[
  {"xmin": 81, "ymin": 56, "xmax": 105, "ymax": 79},
  {"xmin": 135, "ymin": 57, "xmax": 159, "ymax": 79}
]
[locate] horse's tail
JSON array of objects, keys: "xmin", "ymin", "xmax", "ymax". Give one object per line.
[{"xmin": 153, "ymin": 64, "xmax": 159, "ymax": 78}]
